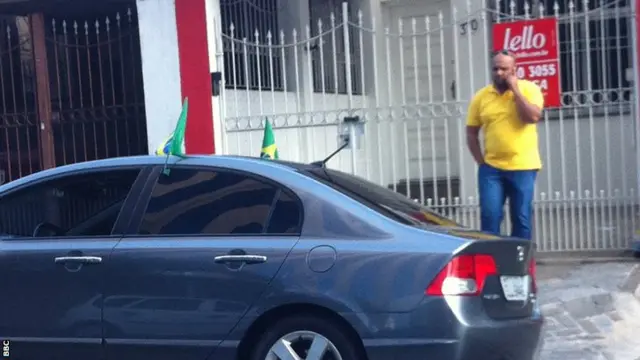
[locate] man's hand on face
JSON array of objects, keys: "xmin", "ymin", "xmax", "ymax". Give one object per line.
[{"xmin": 506, "ymin": 74, "xmax": 519, "ymax": 91}]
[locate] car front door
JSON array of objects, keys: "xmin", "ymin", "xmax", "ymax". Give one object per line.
[
  {"xmin": 103, "ymin": 166, "xmax": 303, "ymax": 360},
  {"xmin": 0, "ymin": 166, "xmax": 147, "ymax": 360}
]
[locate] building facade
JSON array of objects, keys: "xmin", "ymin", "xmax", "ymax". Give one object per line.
[
  {"xmin": 211, "ymin": 0, "xmax": 640, "ymax": 252},
  {"xmin": 0, "ymin": 0, "xmax": 638, "ymax": 253}
]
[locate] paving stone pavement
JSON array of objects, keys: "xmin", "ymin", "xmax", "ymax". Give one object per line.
[{"xmin": 537, "ymin": 262, "xmax": 640, "ymax": 360}]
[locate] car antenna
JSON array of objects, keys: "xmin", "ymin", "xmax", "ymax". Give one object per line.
[
  {"xmin": 310, "ymin": 116, "xmax": 359, "ymax": 168},
  {"xmin": 310, "ymin": 137, "xmax": 350, "ymax": 168}
]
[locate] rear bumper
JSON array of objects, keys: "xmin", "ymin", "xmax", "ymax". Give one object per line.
[
  {"xmin": 344, "ymin": 298, "xmax": 544, "ymax": 360},
  {"xmin": 361, "ymin": 318, "xmax": 543, "ymax": 360}
]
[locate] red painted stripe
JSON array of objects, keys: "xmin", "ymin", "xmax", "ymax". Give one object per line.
[{"xmin": 174, "ymin": 0, "xmax": 215, "ymax": 154}]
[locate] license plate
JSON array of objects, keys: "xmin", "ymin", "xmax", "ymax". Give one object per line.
[{"xmin": 500, "ymin": 276, "xmax": 530, "ymax": 301}]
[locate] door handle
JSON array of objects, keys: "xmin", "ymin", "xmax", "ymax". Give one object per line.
[
  {"xmin": 214, "ymin": 255, "xmax": 267, "ymax": 265},
  {"xmin": 54, "ymin": 256, "xmax": 103, "ymax": 264}
]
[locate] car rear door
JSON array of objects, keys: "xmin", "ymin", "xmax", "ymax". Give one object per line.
[
  {"xmin": 104, "ymin": 166, "xmax": 302, "ymax": 360},
  {"xmin": 0, "ymin": 166, "xmax": 148, "ymax": 360}
]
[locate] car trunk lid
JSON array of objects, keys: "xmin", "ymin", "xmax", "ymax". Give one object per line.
[
  {"xmin": 460, "ymin": 239, "xmax": 536, "ymax": 319},
  {"xmin": 426, "ymin": 237, "xmax": 537, "ymax": 320}
]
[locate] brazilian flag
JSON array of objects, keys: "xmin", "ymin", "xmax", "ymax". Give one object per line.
[
  {"xmin": 155, "ymin": 98, "xmax": 188, "ymax": 157},
  {"xmin": 260, "ymin": 118, "xmax": 278, "ymax": 160}
]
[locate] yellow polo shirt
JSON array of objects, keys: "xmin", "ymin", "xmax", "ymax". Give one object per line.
[{"xmin": 466, "ymin": 80, "xmax": 544, "ymax": 171}]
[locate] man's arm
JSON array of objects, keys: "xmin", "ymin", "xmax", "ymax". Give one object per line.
[
  {"xmin": 510, "ymin": 80, "xmax": 544, "ymax": 124},
  {"xmin": 466, "ymin": 94, "xmax": 484, "ymax": 165},
  {"xmin": 466, "ymin": 126, "xmax": 484, "ymax": 165}
]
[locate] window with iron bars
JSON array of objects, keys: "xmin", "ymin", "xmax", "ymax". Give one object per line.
[
  {"xmin": 220, "ymin": 0, "xmax": 282, "ymax": 91},
  {"xmin": 220, "ymin": 0, "xmax": 362, "ymax": 95},
  {"xmin": 308, "ymin": 0, "xmax": 363, "ymax": 95},
  {"xmin": 495, "ymin": 0, "xmax": 631, "ymax": 110}
]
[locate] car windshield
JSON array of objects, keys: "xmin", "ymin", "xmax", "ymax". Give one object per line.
[{"xmin": 304, "ymin": 167, "xmax": 461, "ymax": 228}]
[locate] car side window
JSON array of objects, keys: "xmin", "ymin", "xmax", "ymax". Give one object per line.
[
  {"xmin": 0, "ymin": 169, "xmax": 141, "ymax": 239},
  {"xmin": 267, "ymin": 190, "xmax": 302, "ymax": 234},
  {"xmin": 137, "ymin": 168, "xmax": 302, "ymax": 236}
]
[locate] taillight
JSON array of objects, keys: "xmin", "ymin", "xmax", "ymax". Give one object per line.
[
  {"xmin": 426, "ymin": 254, "xmax": 498, "ymax": 296},
  {"xmin": 529, "ymin": 258, "xmax": 537, "ymax": 293}
]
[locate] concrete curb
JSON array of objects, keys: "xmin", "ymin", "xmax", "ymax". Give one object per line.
[
  {"xmin": 536, "ymin": 249, "xmax": 638, "ymax": 265},
  {"xmin": 537, "ymin": 257, "xmax": 638, "ymax": 266}
]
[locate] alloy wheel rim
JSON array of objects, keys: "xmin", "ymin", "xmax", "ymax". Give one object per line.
[{"xmin": 265, "ymin": 330, "xmax": 343, "ymax": 360}]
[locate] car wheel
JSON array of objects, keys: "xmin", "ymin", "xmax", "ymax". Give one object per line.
[{"xmin": 252, "ymin": 315, "xmax": 361, "ymax": 360}]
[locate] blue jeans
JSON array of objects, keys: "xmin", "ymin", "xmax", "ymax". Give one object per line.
[{"xmin": 478, "ymin": 163, "xmax": 538, "ymax": 240}]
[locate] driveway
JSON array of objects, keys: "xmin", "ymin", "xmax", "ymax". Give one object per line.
[{"xmin": 538, "ymin": 261, "xmax": 640, "ymax": 360}]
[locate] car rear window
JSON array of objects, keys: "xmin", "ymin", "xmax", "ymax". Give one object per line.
[{"xmin": 304, "ymin": 168, "xmax": 461, "ymax": 228}]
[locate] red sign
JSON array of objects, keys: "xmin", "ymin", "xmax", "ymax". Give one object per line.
[{"xmin": 492, "ymin": 18, "xmax": 561, "ymax": 108}]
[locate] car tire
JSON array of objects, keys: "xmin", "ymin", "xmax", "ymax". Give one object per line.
[{"xmin": 251, "ymin": 314, "xmax": 362, "ymax": 360}]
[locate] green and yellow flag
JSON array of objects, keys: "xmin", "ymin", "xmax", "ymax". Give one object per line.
[
  {"xmin": 155, "ymin": 98, "xmax": 189, "ymax": 157},
  {"xmin": 260, "ymin": 118, "xmax": 278, "ymax": 160}
]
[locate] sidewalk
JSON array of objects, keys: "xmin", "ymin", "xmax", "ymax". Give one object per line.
[{"xmin": 538, "ymin": 262, "xmax": 640, "ymax": 360}]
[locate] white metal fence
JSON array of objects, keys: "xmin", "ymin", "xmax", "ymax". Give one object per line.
[{"xmin": 216, "ymin": 0, "xmax": 640, "ymax": 253}]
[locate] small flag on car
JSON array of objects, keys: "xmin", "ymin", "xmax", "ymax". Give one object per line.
[
  {"xmin": 155, "ymin": 98, "xmax": 188, "ymax": 157},
  {"xmin": 260, "ymin": 118, "xmax": 278, "ymax": 160}
]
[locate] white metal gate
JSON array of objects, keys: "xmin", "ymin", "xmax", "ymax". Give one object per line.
[{"xmin": 216, "ymin": 0, "xmax": 639, "ymax": 253}]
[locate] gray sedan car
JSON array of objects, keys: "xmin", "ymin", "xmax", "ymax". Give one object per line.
[{"xmin": 0, "ymin": 155, "xmax": 543, "ymax": 360}]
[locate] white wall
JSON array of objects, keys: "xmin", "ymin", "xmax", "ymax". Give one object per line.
[
  {"xmin": 218, "ymin": 0, "xmax": 371, "ymax": 174},
  {"xmin": 136, "ymin": 0, "xmax": 183, "ymax": 154},
  {"xmin": 206, "ymin": 0, "xmax": 225, "ymax": 154},
  {"xmin": 218, "ymin": 0, "xmax": 462, "ymax": 184},
  {"xmin": 215, "ymin": 0, "xmax": 638, "ymax": 200},
  {"xmin": 449, "ymin": 0, "xmax": 490, "ymax": 198},
  {"xmin": 224, "ymin": 91, "xmax": 367, "ymax": 174},
  {"xmin": 536, "ymin": 113, "xmax": 637, "ymax": 197},
  {"xmin": 448, "ymin": 0, "xmax": 638, "ymax": 198},
  {"xmin": 377, "ymin": 0, "xmax": 460, "ymax": 193},
  {"xmin": 373, "ymin": 0, "xmax": 638, "ymax": 200}
]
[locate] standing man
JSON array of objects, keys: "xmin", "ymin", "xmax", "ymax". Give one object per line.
[{"xmin": 466, "ymin": 50, "xmax": 544, "ymax": 240}]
